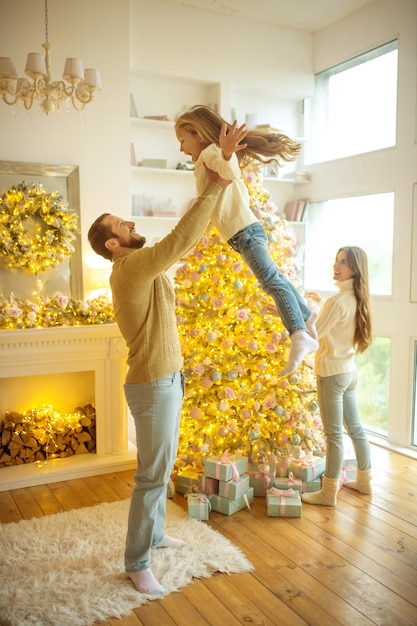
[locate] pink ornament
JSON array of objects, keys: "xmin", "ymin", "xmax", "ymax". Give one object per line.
[
  {"xmin": 240, "ymin": 408, "xmax": 251, "ymax": 420},
  {"xmin": 190, "ymin": 271, "xmax": 201, "ymax": 283}
]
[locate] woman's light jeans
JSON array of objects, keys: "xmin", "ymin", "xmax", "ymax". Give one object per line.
[
  {"xmin": 124, "ymin": 370, "xmax": 184, "ymax": 572},
  {"xmin": 228, "ymin": 222, "xmax": 311, "ymax": 334},
  {"xmin": 317, "ymin": 371, "xmax": 371, "ymax": 479}
]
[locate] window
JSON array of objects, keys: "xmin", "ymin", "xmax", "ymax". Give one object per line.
[
  {"xmin": 304, "ymin": 40, "xmax": 398, "ymax": 163},
  {"xmin": 356, "ymin": 336, "xmax": 390, "ymax": 436},
  {"xmin": 303, "ymin": 193, "xmax": 394, "ymax": 296}
]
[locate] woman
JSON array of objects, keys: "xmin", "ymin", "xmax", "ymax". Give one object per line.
[{"xmin": 301, "ymin": 246, "xmax": 373, "ymax": 506}]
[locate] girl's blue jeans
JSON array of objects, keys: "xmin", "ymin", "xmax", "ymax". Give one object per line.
[
  {"xmin": 123, "ymin": 370, "xmax": 184, "ymax": 572},
  {"xmin": 317, "ymin": 371, "xmax": 371, "ymax": 479},
  {"xmin": 228, "ymin": 222, "xmax": 311, "ymax": 334}
]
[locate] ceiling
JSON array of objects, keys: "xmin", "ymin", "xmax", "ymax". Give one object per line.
[{"xmin": 164, "ymin": 0, "xmax": 375, "ymax": 33}]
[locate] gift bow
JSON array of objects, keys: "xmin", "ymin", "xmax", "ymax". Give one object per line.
[
  {"xmin": 217, "ymin": 449, "xmax": 240, "ymax": 481},
  {"xmin": 268, "ymin": 487, "xmax": 298, "ymax": 497}
]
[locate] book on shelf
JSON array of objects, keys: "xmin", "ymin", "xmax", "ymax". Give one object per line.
[{"xmin": 284, "ymin": 200, "xmax": 306, "ymax": 222}]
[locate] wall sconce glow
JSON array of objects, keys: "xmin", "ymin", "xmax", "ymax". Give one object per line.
[{"xmin": 0, "ymin": 0, "xmax": 102, "ymax": 115}]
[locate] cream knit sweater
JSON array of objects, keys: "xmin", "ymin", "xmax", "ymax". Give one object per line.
[
  {"xmin": 315, "ymin": 278, "xmax": 357, "ymax": 377},
  {"xmin": 110, "ymin": 182, "xmax": 222, "ymax": 383},
  {"xmin": 194, "ymin": 144, "xmax": 258, "ymax": 241}
]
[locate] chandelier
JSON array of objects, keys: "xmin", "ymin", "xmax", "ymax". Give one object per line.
[{"xmin": 0, "ymin": 0, "xmax": 102, "ymax": 115}]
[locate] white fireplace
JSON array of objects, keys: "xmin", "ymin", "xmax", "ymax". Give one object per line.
[{"xmin": 0, "ymin": 324, "xmax": 136, "ymax": 491}]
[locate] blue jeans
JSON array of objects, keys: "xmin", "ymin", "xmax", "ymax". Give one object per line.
[
  {"xmin": 228, "ymin": 222, "xmax": 311, "ymax": 334},
  {"xmin": 124, "ymin": 370, "xmax": 184, "ymax": 572},
  {"xmin": 317, "ymin": 372, "xmax": 371, "ymax": 479}
]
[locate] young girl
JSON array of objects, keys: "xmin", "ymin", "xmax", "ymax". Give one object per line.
[
  {"xmin": 301, "ymin": 246, "xmax": 373, "ymax": 506},
  {"xmin": 175, "ymin": 105, "xmax": 318, "ymax": 376}
]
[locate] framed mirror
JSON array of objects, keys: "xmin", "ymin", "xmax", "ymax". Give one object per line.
[{"xmin": 0, "ymin": 160, "xmax": 83, "ymax": 300}]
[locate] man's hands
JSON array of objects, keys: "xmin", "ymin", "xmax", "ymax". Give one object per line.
[
  {"xmin": 220, "ymin": 120, "xmax": 248, "ymax": 161},
  {"xmin": 204, "ymin": 164, "xmax": 232, "ymax": 189}
]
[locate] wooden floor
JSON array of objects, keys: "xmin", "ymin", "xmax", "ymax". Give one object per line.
[{"xmin": 1, "ymin": 443, "xmax": 416, "ymax": 626}]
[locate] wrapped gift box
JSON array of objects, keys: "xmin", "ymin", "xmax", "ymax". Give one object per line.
[
  {"xmin": 187, "ymin": 493, "xmax": 210, "ymax": 520},
  {"xmin": 339, "ymin": 457, "xmax": 357, "ymax": 486},
  {"xmin": 267, "ymin": 487, "xmax": 302, "ymax": 518},
  {"xmin": 302, "ymin": 477, "xmax": 321, "ymax": 492},
  {"xmin": 289, "ymin": 456, "xmax": 325, "ymax": 483},
  {"xmin": 219, "ymin": 474, "xmax": 250, "ymax": 500},
  {"xmin": 274, "ymin": 471, "xmax": 303, "ymax": 494},
  {"xmin": 209, "ymin": 487, "xmax": 254, "ymax": 516},
  {"xmin": 198, "ymin": 474, "xmax": 219, "ymax": 495},
  {"xmin": 203, "ymin": 452, "xmax": 248, "ymax": 482},
  {"xmin": 342, "ymin": 458, "xmax": 357, "ymax": 481},
  {"xmin": 175, "ymin": 469, "xmax": 200, "ymax": 494}
]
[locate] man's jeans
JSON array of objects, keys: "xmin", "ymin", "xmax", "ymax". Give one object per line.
[{"xmin": 124, "ymin": 370, "xmax": 184, "ymax": 571}]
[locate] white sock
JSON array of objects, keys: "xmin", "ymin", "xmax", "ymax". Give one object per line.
[
  {"xmin": 155, "ymin": 535, "xmax": 186, "ymax": 549},
  {"xmin": 127, "ymin": 568, "xmax": 164, "ymax": 596},
  {"xmin": 280, "ymin": 331, "xmax": 319, "ymax": 377}
]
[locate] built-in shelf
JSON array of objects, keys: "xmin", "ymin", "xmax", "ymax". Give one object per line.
[{"xmin": 131, "ymin": 166, "xmax": 194, "ymax": 176}]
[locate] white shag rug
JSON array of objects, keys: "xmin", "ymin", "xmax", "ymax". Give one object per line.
[{"xmin": 0, "ymin": 498, "xmax": 253, "ymax": 626}]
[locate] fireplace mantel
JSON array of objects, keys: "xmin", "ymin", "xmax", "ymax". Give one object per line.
[{"xmin": 0, "ymin": 324, "xmax": 137, "ymax": 491}]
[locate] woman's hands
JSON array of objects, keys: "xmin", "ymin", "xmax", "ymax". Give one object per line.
[{"xmin": 220, "ymin": 121, "xmax": 248, "ymax": 161}]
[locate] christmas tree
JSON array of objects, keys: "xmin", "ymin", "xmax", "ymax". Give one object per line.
[{"xmin": 174, "ymin": 165, "xmax": 324, "ymax": 470}]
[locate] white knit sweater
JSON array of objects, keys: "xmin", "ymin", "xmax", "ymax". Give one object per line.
[
  {"xmin": 315, "ymin": 278, "xmax": 357, "ymax": 377},
  {"xmin": 194, "ymin": 143, "xmax": 258, "ymax": 241}
]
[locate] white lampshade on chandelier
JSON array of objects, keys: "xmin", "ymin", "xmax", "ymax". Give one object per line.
[{"xmin": 0, "ymin": 0, "xmax": 102, "ymax": 115}]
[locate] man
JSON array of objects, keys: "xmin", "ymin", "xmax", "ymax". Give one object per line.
[{"xmin": 87, "ymin": 121, "xmax": 246, "ymax": 596}]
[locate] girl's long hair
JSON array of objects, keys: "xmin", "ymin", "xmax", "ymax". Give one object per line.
[
  {"xmin": 337, "ymin": 246, "xmax": 372, "ymax": 353},
  {"xmin": 175, "ymin": 105, "xmax": 301, "ymax": 169}
]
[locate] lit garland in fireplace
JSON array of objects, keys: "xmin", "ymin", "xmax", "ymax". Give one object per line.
[{"xmin": 0, "ymin": 403, "xmax": 96, "ymax": 466}]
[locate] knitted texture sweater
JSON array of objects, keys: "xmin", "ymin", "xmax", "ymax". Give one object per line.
[
  {"xmin": 315, "ymin": 278, "xmax": 357, "ymax": 377},
  {"xmin": 194, "ymin": 144, "xmax": 257, "ymax": 241},
  {"xmin": 110, "ymin": 182, "xmax": 222, "ymax": 383}
]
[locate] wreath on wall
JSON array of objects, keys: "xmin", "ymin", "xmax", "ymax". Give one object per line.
[{"xmin": 0, "ymin": 182, "xmax": 80, "ymax": 274}]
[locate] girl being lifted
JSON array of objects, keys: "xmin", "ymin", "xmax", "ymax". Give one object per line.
[{"xmin": 175, "ymin": 105, "xmax": 317, "ymax": 376}]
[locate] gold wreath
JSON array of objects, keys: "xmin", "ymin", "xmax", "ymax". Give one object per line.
[{"xmin": 0, "ymin": 182, "xmax": 80, "ymax": 274}]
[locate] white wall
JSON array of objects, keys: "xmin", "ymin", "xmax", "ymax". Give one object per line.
[
  {"xmin": 0, "ymin": 0, "xmax": 131, "ymax": 288},
  {"xmin": 129, "ymin": 0, "xmax": 314, "ymax": 133},
  {"xmin": 308, "ymin": 0, "xmax": 417, "ymax": 451}
]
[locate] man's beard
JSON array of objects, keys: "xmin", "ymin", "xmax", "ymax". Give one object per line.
[{"xmin": 127, "ymin": 234, "xmax": 146, "ymax": 249}]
